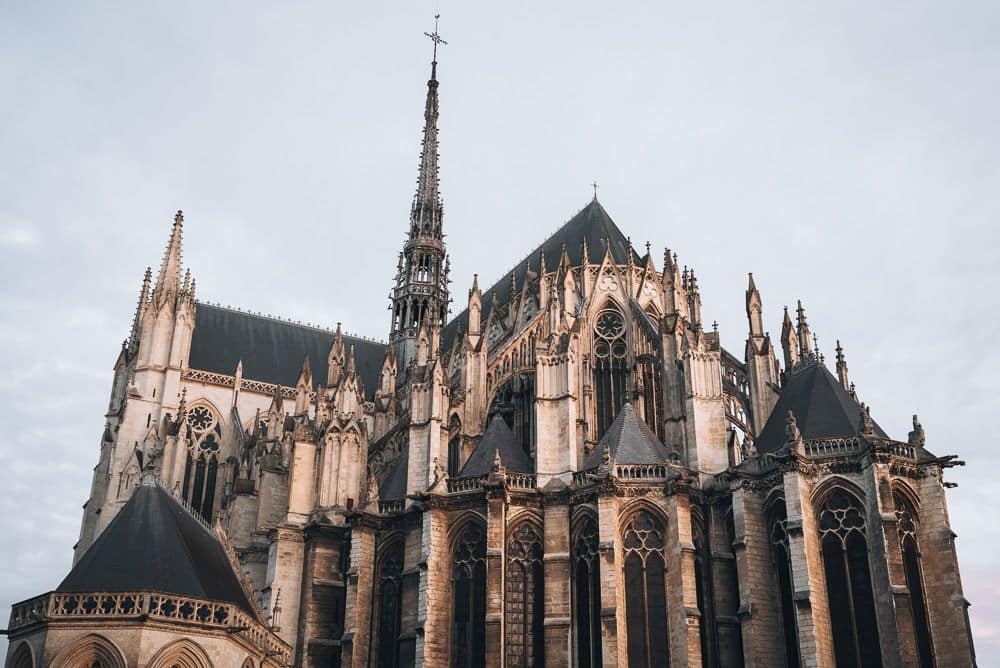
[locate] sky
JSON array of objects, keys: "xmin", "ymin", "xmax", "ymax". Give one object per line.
[{"xmin": 1, "ymin": 1, "xmax": 998, "ymax": 662}]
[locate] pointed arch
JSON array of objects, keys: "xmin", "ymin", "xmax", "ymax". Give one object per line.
[
  {"xmin": 451, "ymin": 517, "xmax": 487, "ymax": 668},
  {"xmin": 592, "ymin": 301, "xmax": 629, "ymax": 439},
  {"xmin": 811, "ymin": 476, "xmax": 867, "ymax": 508},
  {"xmin": 447, "ymin": 413, "xmax": 463, "ymax": 477},
  {"xmin": 505, "ymin": 519, "xmax": 545, "ymax": 667},
  {"xmin": 372, "ymin": 534, "xmax": 407, "ymax": 668},
  {"xmin": 621, "ymin": 506, "xmax": 670, "ymax": 668},
  {"xmin": 893, "ymin": 489, "xmax": 934, "ymax": 667},
  {"xmin": 764, "ymin": 494, "xmax": 801, "ymax": 668},
  {"xmin": 691, "ymin": 506, "xmax": 715, "ymax": 667},
  {"xmin": 572, "ymin": 509, "xmax": 602, "ymax": 668},
  {"xmin": 146, "ymin": 638, "xmax": 213, "ymax": 668},
  {"xmin": 51, "ymin": 634, "xmax": 127, "ymax": 668},
  {"xmin": 817, "ymin": 486, "xmax": 883, "ymax": 668},
  {"xmin": 8, "ymin": 642, "xmax": 33, "ymax": 668}
]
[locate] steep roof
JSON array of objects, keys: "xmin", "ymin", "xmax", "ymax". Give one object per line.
[
  {"xmin": 459, "ymin": 415, "xmax": 533, "ymax": 476},
  {"xmin": 189, "ymin": 303, "xmax": 386, "ymax": 400},
  {"xmin": 755, "ymin": 361, "xmax": 888, "ymax": 453},
  {"xmin": 443, "ymin": 199, "xmax": 641, "ymax": 350},
  {"xmin": 378, "ymin": 446, "xmax": 409, "ymax": 501},
  {"xmin": 58, "ymin": 480, "xmax": 257, "ymax": 617},
  {"xmin": 584, "ymin": 403, "xmax": 673, "ymax": 468}
]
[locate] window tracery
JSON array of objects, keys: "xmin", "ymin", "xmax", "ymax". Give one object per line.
[
  {"xmin": 818, "ymin": 490, "xmax": 883, "ymax": 668},
  {"xmin": 182, "ymin": 404, "xmax": 222, "ymax": 522},
  {"xmin": 573, "ymin": 516, "xmax": 602, "ymax": 668},
  {"xmin": 768, "ymin": 501, "xmax": 800, "ymax": 668},
  {"xmin": 593, "ymin": 306, "xmax": 629, "ymax": 439},
  {"xmin": 374, "ymin": 541, "xmax": 405, "ymax": 668},
  {"xmin": 622, "ymin": 510, "xmax": 670, "ymax": 668},
  {"xmin": 506, "ymin": 523, "xmax": 544, "ymax": 667},
  {"xmin": 894, "ymin": 491, "xmax": 934, "ymax": 668},
  {"xmin": 452, "ymin": 523, "xmax": 487, "ymax": 668}
]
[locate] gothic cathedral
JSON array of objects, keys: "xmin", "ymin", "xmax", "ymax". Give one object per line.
[{"xmin": 5, "ymin": 38, "xmax": 976, "ymax": 668}]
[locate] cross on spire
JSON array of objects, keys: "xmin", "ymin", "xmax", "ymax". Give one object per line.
[
  {"xmin": 424, "ymin": 14, "xmax": 447, "ymax": 64},
  {"xmin": 592, "ymin": 181, "xmax": 599, "ymax": 200}
]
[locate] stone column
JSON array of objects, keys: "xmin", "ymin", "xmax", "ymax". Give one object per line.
[
  {"xmin": 266, "ymin": 525, "xmax": 306, "ymax": 651},
  {"xmin": 783, "ymin": 468, "xmax": 835, "ymax": 667},
  {"xmin": 542, "ymin": 482, "xmax": 572, "ymax": 664},
  {"xmin": 730, "ymin": 482, "xmax": 784, "ymax": 668},
  {"xmin": 419, "ymin": 503, "xmax": 452, "ymax": 667},
  {"xmin": 668, "ymin": 492, "xmax": 699, "ymax": 666},
  {"xmin": 340, "ymin": 522, "xmax": 376, "ymax": 668},
  {"xmin": 485, "ymin": 481, "xmax": 507, "ymax": 668},
  {"xmin": 596, "ymin": 488, "xmax": 622, "ymax": 667}
]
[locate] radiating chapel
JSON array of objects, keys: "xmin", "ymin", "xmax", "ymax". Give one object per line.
[{"xmin": 5, "ymin": 26, "xmax": 977, "ymax": 668}]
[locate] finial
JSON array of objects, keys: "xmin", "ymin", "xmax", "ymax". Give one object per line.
[
  {"xmin": 424, "ymin": 14, "xmax": 447, "ymax": 76},
  {"xmin": 712, "ymin": 320, "xmax": 719, "ymax": 333},
  {"xmin": 908, "ymin": 414, "xmax": 926, "ymax": 447},
  {"xmin": 591, "ymin": 181, "xmax": 599, "ymax": 200},
  {"xmin": 174, "ymin": 209, "xmax": 183, "ymax": 225}
]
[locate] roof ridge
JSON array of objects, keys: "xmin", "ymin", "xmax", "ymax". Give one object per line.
[{"xmin": 195, "ymin": 300, "xmax": 387, "ymax": 345}]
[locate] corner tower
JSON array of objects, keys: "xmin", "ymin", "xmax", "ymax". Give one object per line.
[{"xmin": 388, "ymin": 19, "xmax": 450, "ymax": 370}]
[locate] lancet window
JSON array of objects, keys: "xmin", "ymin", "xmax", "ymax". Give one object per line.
[
  {"xmin": 894, "ymin": 491, "xmax": 934, "ymax": 668},
  {"xmin": 506, "ymin": 523, "xmax": 545, "ymax": 667},
  {"xmin": 182, "ymin": 404, "xmax": 222, "ymax": 522},
  {"xmin": 633, "ymin": 312, "xmax": 664, "ymax": 440},
  {"xmin": 573, "ymin": 516, "xmax": 602, "ymax": 668},
  {"xmin": 622, "ymin": 509, "xmax": 670, "ymax": 668},
  {"xmin": 452, "ymin": 522, "xmax": 487, "ymax": 668},
  {"xmin": 768, "ymin": 500, "xmax": 801, "ymax": 668},
  {"xmin": 593, "ymin": 306, "xmax": 629, "ymax": 439},
  {"xmin": 373, "ymin": 540, "xmax": 405, "ymax": 668},
  {"xmin": 818, "ymin": 489, "xmax": 883, "ymax": 668}
]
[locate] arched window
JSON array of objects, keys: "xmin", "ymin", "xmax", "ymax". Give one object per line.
[
  {"xmin": 182, "ymin": 405, "xmax": 222, "ymax": 521},
  {"xmin": 9, "ymin": 642, "xmax": 32, "ymax": 668},
  {"xmin": 452, "ymin": 522, "xmax": 487, "ymax": 668},
  {"xmin": 506, "ymin": 523, "xmax": 545, "ymax": 667},
  {"xmin": 373, "ymin": 540, "xmax": 405, "ymax": 668},
  {"xmin": 894, "ymin": 492, "xmax": 934, "ymax": 668},
  {"xmin": 768, "ymin": 500, "xmax": 800, "ymax": 668},
  {"xmin": 448, "ymin": 415, "xmax": 463, "ymax": 477},
  {"xmin": 633, "ymin": 317, "xmax": 664, "ymax": 440},
  {"xmin": 593, "ymin": 306, "xmax": 629, "ymax": 439},
  {"xmin": 622, "ymin": 509, "xmax": 670, "ymax": 668},
  {"xmin": 818, "ymin": 489, "xmax": 883, "ymax": 668},
  {"xmin": 573, "ymin": 516, "xmax": 602, "ymax": 668}
]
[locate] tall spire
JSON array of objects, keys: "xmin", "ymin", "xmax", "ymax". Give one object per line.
[
  {"xmin": 411, "ymin": 15, "xmax": 446, "ymax": 239},
  {"xmin": 153, "ymin": 210, "xmax": 184, "ymax": 305},
  {"xmin": 128, "ymin": 267, "xmax": 152, "ymax": 352},
  {"xmin": 389, "ymin": 17, "xmax": 451, "ymax": 369}
]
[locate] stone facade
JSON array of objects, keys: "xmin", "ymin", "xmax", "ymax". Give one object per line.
[{"xmin": 6, "ymin": 42, "xmax": 978, "ymax": 668}]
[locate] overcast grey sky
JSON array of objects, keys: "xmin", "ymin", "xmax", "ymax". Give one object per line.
[{"xmin": 2, "ymin": 1, "xmax": 998, "ymax": 661}]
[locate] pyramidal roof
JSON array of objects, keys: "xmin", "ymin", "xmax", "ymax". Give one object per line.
[
  {"xmin": 755, "ymin": 360, "xmax": 888, "ymax": 453},
  {"xmin": 584, "ymin": 403, "xmax": 673, "ymax": 468},
  {"xmin": 459, "ymin": 415, "xmax": 533, "ymax": 476},
  {"xmin": 58, "ymin": 479, "xmax": 257, "ymax": 617},
  {"xmin": 443, "ymin": 199, "xmax": 640, "ymax": 348}
]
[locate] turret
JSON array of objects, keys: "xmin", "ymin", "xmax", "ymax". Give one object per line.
[
  {"xmin": 327, "ymin": 323, "xmax": 346, "ymax": 386},
  {"xmin": 744, "ymin": 273, "xmax": 780, "ymax": 433}
]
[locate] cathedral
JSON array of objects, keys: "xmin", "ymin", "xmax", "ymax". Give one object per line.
[{"xmin": 5, "ymin": 30, "xmax": 978, "ymax": 668}]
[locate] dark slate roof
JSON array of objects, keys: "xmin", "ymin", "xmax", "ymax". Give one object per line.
[
  {"xmin": 584, "ymin": 403, "xmax": 673, "ymax": 468},
  {"xmin": 755, "ymin": 361, "xmax": 889, "ymax": 453},
  {"xmin": 443, "ymin": 199, "xmax": 641, "ymax": 350},
  {"xmin": 189, "ymin": 303, "xmax": 386, "ymax": 400},
  {"xmin": 378, "ymin": 447, "xmax": 409, "ymax": 501},
  {"xmin": 459, "ymin": 415, "xmax": 533, "ymax": 476},
  {"xmin": 58, "ymin": 480, "xmax": 257, "ymax": 617}
]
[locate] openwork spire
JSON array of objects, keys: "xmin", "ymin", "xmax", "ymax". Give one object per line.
[
  {"xmin": 411, "ymin": 15, "xmax": 446, "ymax": 240},
  {"xmin": 389, "ymin": 17, "xmax": 451, "ymax": 365}
]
